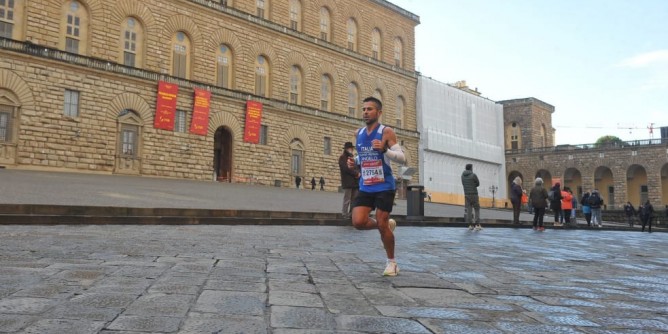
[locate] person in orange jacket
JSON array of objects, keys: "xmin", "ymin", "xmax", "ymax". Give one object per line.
[{"xmin": 560, "ymin": 187, "xmax": 573, "ymax": 226}]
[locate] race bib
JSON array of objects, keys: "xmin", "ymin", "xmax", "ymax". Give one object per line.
[{"xmin": 361, "ymin": 159, "xmax": 384, "ymax": 185}]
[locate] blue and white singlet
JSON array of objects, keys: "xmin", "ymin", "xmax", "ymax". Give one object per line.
[{"xmin": 355, "ymin": 124, "xmax": 395, "ymax": 192}]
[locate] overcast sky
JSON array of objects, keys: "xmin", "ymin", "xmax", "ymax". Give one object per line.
[{"xmin": 390, "ymin": 0, "xmax": 668, "ymax": 145}]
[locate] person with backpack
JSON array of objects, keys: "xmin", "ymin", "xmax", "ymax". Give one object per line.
[
  {"xmin": 624, "ymin": 201, "xmax": 636, "ymax": 227},
  {"xmin": 549, "ymin": 182, "xmax": 563, "ymax": 225},
  {"xmin": 589, "ymin": 189, "xmax": 603, "ymax": 228},
  {"xmin": 641, "ymin": 200, "xmax": 654, "ymax": 233},
  {"xmin": 581, "ymin": 191, "xmax": 592, "ymax": 226}
]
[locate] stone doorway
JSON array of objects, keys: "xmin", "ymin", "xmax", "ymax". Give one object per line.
[{"xmin": 213, "ymin": 127, "xmax": 233, "ymax": 182}]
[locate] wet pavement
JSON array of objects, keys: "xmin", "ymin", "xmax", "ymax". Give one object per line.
[{"xmin": 1, "ymin": 224, "xmax": 667, "ymax": 333}]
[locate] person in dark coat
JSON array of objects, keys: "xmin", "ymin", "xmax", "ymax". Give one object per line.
[
  {"xmin": 339, "ymin": 142, "xmax": 359, "ymax": 218},
  {"xmin": 319, "ymin": 177, "xmax": 325, "ymax": 191},
  {"xmin": 641, "ymin": 200, "xmax": 654, "ymax": 233},
  {"xmin": 295, "ymin": 175, "xmax": 301, "ymax": 189},
  {"xmin": 550, "ymin": 182, "xmax": 563, "ymax": 224},
  {"xmin": 581, "ymin": 192, "xmax": 592, "ymax": 226},
  {"xmin": 311, "ymin": 177, "xmax": 316, "ymax": 190},
  {"xmin": 624, "ymin": 201, "xmax": 636, "ymax": 227},
  {"xmin": 528, "ymin": 177, "xmax": 549, "ymax": 231},
  {"xmin": 510, "ymin": 176, "xmax": 523, "ymax": 224},
  {"xmin": 461, "ymin": 164, "xmax": 482, "ymax": 230}
]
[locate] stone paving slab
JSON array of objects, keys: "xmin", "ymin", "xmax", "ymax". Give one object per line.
[{"xmin": 1, "ymin": 225, "xmax": 668, "ymax": 333}]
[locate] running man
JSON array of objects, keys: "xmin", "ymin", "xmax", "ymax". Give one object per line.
[{"xmin": 348, "ymin": 96, "xmax": 406, "ymax": 276}]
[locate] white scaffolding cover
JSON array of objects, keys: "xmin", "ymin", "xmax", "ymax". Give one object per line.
[{"xmin": 417, "ymin": 76, "xmax": 507, "ymax": 199}]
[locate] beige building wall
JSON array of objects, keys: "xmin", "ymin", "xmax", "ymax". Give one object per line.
[{"xmin": 0, "ymin": 0, "xmax": 420, "ymax": 190}]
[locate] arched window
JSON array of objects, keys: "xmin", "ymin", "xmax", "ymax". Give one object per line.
[
  {"xmin": 118, "ymin": 109, "xmax": 141, "ymax": 158},
  {"xmin": 116, "ymin": 109, "xmax": 143, "ymax": 174},
  {"xmin": 289, "ymin": 65, "xmax": 302, "ymax": 104},
  {"xmin": 371, "ymin": 28, "xmax": 381, "ymax": 60},
  {"xmin": 256, "ymin": 0, "xmax": 268, "ymax": 19},
  {"xmin": 393, "ymin": 37, "xmax": 403, "ymax": 67},
  {"xmin": 346, "ymin": 18, "xmax": 357, "ymax": 51},
  {"xmin": 320, "ymin": 74, "xmax": 332, "ymax": 111},
  {"xmin": 396, "ymin": 96, "xmax": 405, "ymax": 128},
  {"xmin": 120, "ymin": 17, "xmax": 144, "ymax": 67},
  {"xmin": 348, "ymin": 82, "xmax": 359, "ymax": 117},
  {"xmin": 216, "ymin": 44, "xmax": 233, "ymax": 88},
  {"xmin": 290, "ymin": 139, "xmax": 304, "ymax": 176},
  {"xmin": 171, "ymin": 31, "xmax": 191, "ymax": 79},
  {"xmin": 319, "ymin": 7, "xmax": 331, "ymax": 41},
  {"xmin": 289, "ymin": 0, "xmax": 301, "ymax": 31},
  {"xmin": 0, "ymin": 90, "xmax": 19, "ymax": 145},
  {"xmin": 255, "ymin": 55, "xmax": 269, "ymax": 97},
  {"xmin": 62, "ymin": 0, "xmax": 89, "ymax": 54}
]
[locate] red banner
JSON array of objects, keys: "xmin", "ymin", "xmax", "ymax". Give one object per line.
[
  {"xmin": 244, "ymin": 101, "xmax": 263, "ymax": 144},
  {"xmin": 189, "ymin": 88, "xmax": 211, "ymax": 136},
  {"xmin": 154, "ymin": 81, "xmax": 178, "ymax": 130}
]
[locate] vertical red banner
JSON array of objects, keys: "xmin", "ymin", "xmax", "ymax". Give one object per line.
[
  {"xmin": 154, "ymin": 81, "xmax": 179, "ymax": 130},
  {"xmin": 244, "ymin": 101, "xmax": 263, "ymax": 144},
  {"xmin": 189, "ymin": 88, "xmax": 211, "ymax": 136}
]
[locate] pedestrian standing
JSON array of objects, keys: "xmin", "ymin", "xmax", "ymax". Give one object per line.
[
  {"xmin": 319, "ymin": 177, "xmax": 325, "ymax": 191},
  {"xmin": 295, "ymin": 175, "xmax": 301, "ymax": 189},
  {"xmin": 550, "ymin": 182, "xmax": 563, "ymax": 225},
  {"xmin": 641, "ymin": 200, "xmax": 654, "ymax": 233},
  {"xmin": 570, "ymin": 191, "xmax": 578, "ymax": 225},
  {"xmin": 581, "ymin": 191, "xmax": 592, "ymax": 226},
  {"xmin": 589, "ymin": 189, "xmax": 603, "ymax": 228},
  {"xmin": 461, "ymin": 164, "xmax": 482, "ymax": 231},
  {"xmin": 560, "ymin": 187, "xmax": 573, "ymax": 226},
  {"xmin": 510, "ymin": 176, "xmax": 523, "ymax": 225},
  {"xmin": 348, "ymin": 96, "xmax": 405, "ymax": 276},
  {"xmin": 311, "ymin": 177, "xmax": 316, "ymax": 190},
  {"xmin": 624, "ymin": 201, "xmax": 636, "ymax": 227},
  {"xmin": 339, "ymin": 142, "xmax": 359, "ymax": 218},
  {"xmin": 529, "ymin": 177, "xmax": 548, "ymax": 231}
]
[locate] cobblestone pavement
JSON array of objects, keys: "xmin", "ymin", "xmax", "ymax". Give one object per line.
[{"xmin": 1, "ymin": 225, "xmax": 667, "ymax": 333}]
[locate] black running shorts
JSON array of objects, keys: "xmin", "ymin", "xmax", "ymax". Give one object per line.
[{"xmin": 353, "ymin": 190, "xmax": 396, "ymax": 213}]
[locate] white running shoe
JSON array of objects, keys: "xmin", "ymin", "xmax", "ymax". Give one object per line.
[
  {"xmin": 383, "ymin": 260, "xmax": 399, "ymax": 276},
  {"xmin": 474, "ymin": 224, "xmax": 483, "ymax": 231},
  {"xmin": 389, "ymin": 218, "xmax": 396, "ymax": 232}
]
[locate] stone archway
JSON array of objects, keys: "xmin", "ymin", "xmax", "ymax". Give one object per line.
[
  {"xmin": 564, "ymin": 167, "xmax": 583, "ymax": 199},
  {"xmin": 627, "ymin": 164, "xmax": 648, "ymax": 207},
  {"xmin": 594, "ymin": 166, "xmax": 614, "ymax": 209},
  {"xmin": 535, "ymin": 169, "xmax": 552, "ymax": 188}
]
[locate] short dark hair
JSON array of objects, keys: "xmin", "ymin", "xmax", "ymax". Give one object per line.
[
  {"xmin": 363, "ymin": 96, "xmax": 382, "ymax": 110},
  {"xmin": 465, "ymin": 164, "xmax": 473, "ymax": 171}
]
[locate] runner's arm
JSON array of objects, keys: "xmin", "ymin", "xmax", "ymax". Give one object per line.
[{"xmin": 381, "ymin": 127, "xmax": 406, "ymax": 164}]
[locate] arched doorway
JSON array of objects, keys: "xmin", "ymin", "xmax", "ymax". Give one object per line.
[
  {"xmin": 594, "ymin": 166, "xmax": 614, "ymax": 208},
  {"xmin": 507, "ymin": 170, "xmax": 524, "ymax": 198},
  {"xmin": 627, "ymin": 164, "xmax": 648, "ymax": 207},
  {"xmin": 564, "ymin": 168, "xmax": 583, "ymax": 200},
  {"xmin": 214, "ymin": 127, "xmax": 233, "ymax": 182}
]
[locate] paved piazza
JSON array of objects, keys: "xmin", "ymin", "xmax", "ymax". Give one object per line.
[{"xmin": 0, "ymin": 225, "xmax": 667, "ymax": 333}]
